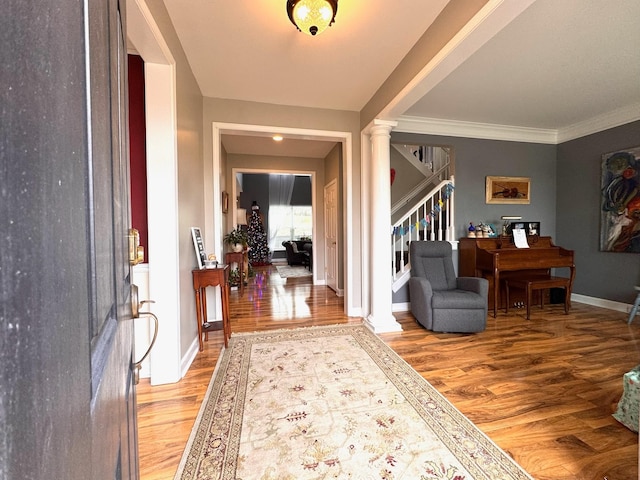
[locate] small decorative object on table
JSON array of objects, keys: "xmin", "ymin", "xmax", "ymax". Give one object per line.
[
  {"xmin": 204, "ymin": 254, "xmax": 218, "ymax": 268},
  {"xmin": 467, "ymin": 222, "xmax": 476, "ymax": 238},
  {"xmin": 482, "ymin": 223, "xmax": 496, "ymax": 237}
]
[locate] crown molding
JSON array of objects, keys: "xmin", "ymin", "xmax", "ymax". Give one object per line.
[
  {"xmin": 556, "ymin": 103, "xmax": 640, "ymax": 143},
  {"xmin": 396, "ymin": 103, "xmax": 640, "ymax": 145},
  {"xmin": 395, "ymin": 116, "xmax": 558, "ymax": 144}
]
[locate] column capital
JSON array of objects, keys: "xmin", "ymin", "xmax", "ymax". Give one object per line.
[{"xmin": 365, "ymin": 119, "xmax": 398, "ymax": 136}]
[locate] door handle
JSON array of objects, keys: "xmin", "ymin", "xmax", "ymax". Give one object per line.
[
  {"xmin": 131, "ymin": 284, "xmax": 159, "ymax": 384},
  {"xmin": 131, "ymin": 283, "xmax": 140, "ymax": 318}
]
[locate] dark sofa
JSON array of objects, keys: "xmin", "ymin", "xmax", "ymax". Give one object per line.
[
  {"xmin": 282, "ymin": 241, "xmax": 312, "ymax": 270},
  {"xmin": 282, "ymin": 241, "xmax": 307, "ymax": 266}
]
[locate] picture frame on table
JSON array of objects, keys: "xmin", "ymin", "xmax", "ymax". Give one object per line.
[{"xmin": 191, "ymin": 227, "xmax": 206, "ymax": 269}]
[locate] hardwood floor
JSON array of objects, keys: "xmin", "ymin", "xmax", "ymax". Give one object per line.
[{"xmin": 137, "ymin": 264, "xmax": 639, "ymax": 480}]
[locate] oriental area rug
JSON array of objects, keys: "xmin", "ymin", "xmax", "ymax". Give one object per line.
[
  {"xmin": 174, "ymin": 324, "xmax": 532, "ymax": 480},
  {"xmin": 275, "ymin": 265, "xmax": 312, "ymax": 278}
]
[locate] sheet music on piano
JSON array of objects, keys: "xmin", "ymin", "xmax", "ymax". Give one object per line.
[{"xmin": 513, "ymin": 228, "xmax": 529, "ymax": 248}]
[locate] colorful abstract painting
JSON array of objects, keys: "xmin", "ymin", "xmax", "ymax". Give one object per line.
[{"xmin": 600, "ymin": 146, "xmax": 640, "ymax": 252}]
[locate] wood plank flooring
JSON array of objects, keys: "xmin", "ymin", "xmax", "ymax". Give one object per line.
[{"xmin": 137, "ymin": 264, "xmax": 639, "ymax": 480}]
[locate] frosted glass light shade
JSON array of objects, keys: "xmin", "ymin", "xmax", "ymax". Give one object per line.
[{"xmin": 287, "ymin": 0, "xmax": 338, "ymax": 36}]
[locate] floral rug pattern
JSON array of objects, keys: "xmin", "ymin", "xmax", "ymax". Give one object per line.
[{"xmin": 175, "ymin": 325, "xmax": 532, "ymax": 480}]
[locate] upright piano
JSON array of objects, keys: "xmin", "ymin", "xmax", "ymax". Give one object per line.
[{"xmin": 459, "ymin": 235, "xmax": 575, "ymax": 317}]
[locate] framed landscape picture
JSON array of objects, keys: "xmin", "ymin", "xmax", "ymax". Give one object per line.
[{"xmin": 486, "ymin": 176, "xmax": 531, "ymax": 204}]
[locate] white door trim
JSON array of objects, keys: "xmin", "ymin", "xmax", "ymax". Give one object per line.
[
  {"xmin": 126, "ymin": 0, "xmax": 181, "ymax": 385},
  {"xmin": 211, "ymin": 123, "xmax": 357, "ymax": 316}
]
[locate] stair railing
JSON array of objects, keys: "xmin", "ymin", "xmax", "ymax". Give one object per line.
[{"xmin": 391, "ymin": 176, "xmax": 455, "ymax": 284}]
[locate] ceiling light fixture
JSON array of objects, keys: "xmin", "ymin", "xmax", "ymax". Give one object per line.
[
  {"xmin": 273, "ymin": 135, "xmax": 284, "ymax": 142},
  {"xmin": 287, "ymin": 0, "xmax": 338, "ymax": 36}
]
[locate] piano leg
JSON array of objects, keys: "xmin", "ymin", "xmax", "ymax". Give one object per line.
[{"xmin": 493, "ymin": 272, "xmax": 500, "ymax": 318}]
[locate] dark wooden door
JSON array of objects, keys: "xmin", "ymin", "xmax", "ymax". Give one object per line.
[{"xmin": 1, "ymin": 1, "xmax": 138, "ymax": 479}]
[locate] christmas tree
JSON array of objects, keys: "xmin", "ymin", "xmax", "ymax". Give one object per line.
[{"xmin": 247, "ymin": 201, "xmax": 270, "ymax": 265}]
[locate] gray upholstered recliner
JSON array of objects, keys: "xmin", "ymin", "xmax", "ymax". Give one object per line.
[{"xmin": 409, "ymin": 241, "xmax": 488, "ymax": 333}]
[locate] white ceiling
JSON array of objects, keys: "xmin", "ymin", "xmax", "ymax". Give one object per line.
[{"xmin": 161, "ymin": 0, "xmax": 640, "ymax": 157}]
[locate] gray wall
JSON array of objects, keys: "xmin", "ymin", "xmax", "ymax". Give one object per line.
[
  {"xmin": 240, "ymin": 174, "xmax": 270, "ymax": 231},
  {"xmin": 391, "ymin": 132, "xmax": 557, "ymax": 240},
  {"xmin": 557, "ymin": 121, "xmax": 640, "ymax": 304},
  {"xmin": 392, "ymin": 121, "xmax": 640, "ymax": 306}
]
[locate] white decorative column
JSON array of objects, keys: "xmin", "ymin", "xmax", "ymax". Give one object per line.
[{"xmin": 365, "ymin": 120, "xmax": 402, "ymax": 333}]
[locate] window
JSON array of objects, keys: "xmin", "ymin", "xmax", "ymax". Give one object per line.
[{"xmin": 269, "ymin": 205, "xmax": 312, "ymax": 250}]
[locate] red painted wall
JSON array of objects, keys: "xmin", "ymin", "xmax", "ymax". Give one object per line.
[{"xmin": 128, "ymin": 54, "xmax": 148, "ymax": 262}]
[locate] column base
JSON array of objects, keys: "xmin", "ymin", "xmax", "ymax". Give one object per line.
[{"xmin": 365, "ymin": 314, "xmax": 403, "ymax": 333}]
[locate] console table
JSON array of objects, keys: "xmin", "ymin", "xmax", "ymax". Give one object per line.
[{"xmin": 192, "ymin": 266, "xmax": 230, "ymax": 351}]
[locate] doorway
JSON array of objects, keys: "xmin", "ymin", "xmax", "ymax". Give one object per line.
[
  {"xmin": 214, "ymin": 124, "xmax": 354, "ymax": 314},
  {"xmin": 238, "ymin": 173, "xmax": 313, "ymax": 263},
  {"xmin": 232, "ymin": 169, "xmax": 318, "ymax": 282}
]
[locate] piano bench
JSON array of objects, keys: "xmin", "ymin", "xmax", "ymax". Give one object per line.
[{"xmin": 505, "ymin": 276, "xmax": 571, "ymax": 320}]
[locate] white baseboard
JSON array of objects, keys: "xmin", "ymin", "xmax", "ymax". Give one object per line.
[
  {"xmin": 181, "ymin": 336, "xmax": 200, "ymax": 379},
  {"xmin": 331, "ymin": 287, "xmax": 344, "ymax": 297},
  {"xmin": 392, "ymin": 294, "xmax": 633, "ymax": 315},
  {"xmin": 392, "ymin": 302, "xmax": 411, "ymax": 313},
  {"xmin": 570, "ymin": 293, "xmax": 631, "ymax": 314}
]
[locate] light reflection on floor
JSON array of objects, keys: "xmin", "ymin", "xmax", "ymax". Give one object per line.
[{"xmin": 246, "ymin": 264, "xmax": 314, "ymax": 320}]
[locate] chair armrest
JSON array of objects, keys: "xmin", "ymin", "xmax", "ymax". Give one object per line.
[
  {"xmin": 409, "ymin": 277, "xmax": 434, "ymax": 329},
  {"xmin": 409, "ymin": 277, "xmax": 433, "ymax": 311},
  {"xmin": 457, "ymin": 277, "xmax": 489, "ymax": 297}
]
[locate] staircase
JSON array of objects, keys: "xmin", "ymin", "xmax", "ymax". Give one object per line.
[
  {"xmin": 391, "ymin": 144, "xmax": 451, "ymax": 217},
  {"xmin": 391, "ymin": 176, "xmax": 455, "ymax": 291}
]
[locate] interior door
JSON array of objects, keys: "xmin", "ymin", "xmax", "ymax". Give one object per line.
[
  {"xmin": 1, "ymin": 0, "xmax": 138, "ymax": 478},
  {"xmin": 325, "ymin": 179, "xmax": 339, "ymax": 292}
]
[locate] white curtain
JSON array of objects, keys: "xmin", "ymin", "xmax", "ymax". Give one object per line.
[{"xmin": 268, "ymin": 174, "xmax": 295, "ymax": 250}]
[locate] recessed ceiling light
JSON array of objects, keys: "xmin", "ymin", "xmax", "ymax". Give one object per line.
[{"xmin": 273, "ymin": 135, "xmax": 284, "ymax": 142}]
